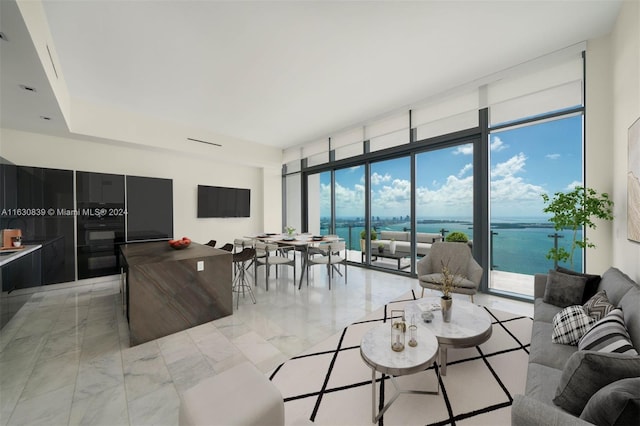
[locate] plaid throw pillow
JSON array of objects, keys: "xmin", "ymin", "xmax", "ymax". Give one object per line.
[
  {"xmin": 578, "ymin": 309, "xmax": 638, "ymax": 355},
  {"xmin": 552, "ymin": 305, "xmax": 597, "ymax": 345},
  {"xmin": 583, "ymin": 290, "xmax": 615, "ymax": 321}
]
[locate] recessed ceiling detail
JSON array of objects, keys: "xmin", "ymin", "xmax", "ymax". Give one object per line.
[{"xmin": 187, "ymin": 137, "xmax": 222, "ymax": 148}]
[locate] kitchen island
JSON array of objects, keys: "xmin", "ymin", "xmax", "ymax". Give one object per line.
[{"xmin": 120, "ymin": 241, "xmax": 232, "ymax": 346}]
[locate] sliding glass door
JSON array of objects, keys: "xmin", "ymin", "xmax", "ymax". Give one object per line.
[
  {"xmin": 489, "ymin": 114, "xmax": 583, "ymax": 296},
  {"xmin": 370, "ymin": 157, "xmax": 412, "ymax": 271},
  {"xmin": 334, "ymin": 166, "xmax": 365, "ymax": 263}
]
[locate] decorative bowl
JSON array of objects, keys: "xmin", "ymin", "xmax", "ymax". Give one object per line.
[{"xmin": 169, "ymin": 238, "xmax": 191, "ymax": 250}]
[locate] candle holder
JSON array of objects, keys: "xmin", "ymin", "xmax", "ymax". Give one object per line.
[
  {"xmin": 390, "ymin": 310, "xmax": 406, "ymax": 352},
  {"xmin": 408, "ymin": 315, "xmax": 418, "ymax": 347}
]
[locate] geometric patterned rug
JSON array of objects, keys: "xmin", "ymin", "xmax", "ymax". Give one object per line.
[{"xmin": 270, "ymin": 290, "xmax": 533, "ymax": 425}]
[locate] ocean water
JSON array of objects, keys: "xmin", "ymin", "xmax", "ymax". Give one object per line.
[{"xmin": 321, "ymin": 218, "xmax": 582, "ymax": 275}]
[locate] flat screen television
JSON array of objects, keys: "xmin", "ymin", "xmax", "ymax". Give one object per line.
[{"xmin": 197, "ymin": 185, "xmax": 250, "ymax": 218}]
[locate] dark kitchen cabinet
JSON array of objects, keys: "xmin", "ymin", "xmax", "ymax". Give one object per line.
[
  {"xmin": 126, "ymin": 175, "xmax": 173, "ymax": 241},
  {"xmin": 0, "ymin": 163, "xmax": 17, "ymax": 210},
  {"xmin": 76, "ymin": 172, "xmax": 125, "ymax": 279},
  {"xmin": 0, "ymin": 166, "xmax": 75, "ymax": 286}
]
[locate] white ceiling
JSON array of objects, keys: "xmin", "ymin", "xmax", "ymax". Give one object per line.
[{"xmin": 2, "ymin": 1, "xmax": 623, "ymax": 150}]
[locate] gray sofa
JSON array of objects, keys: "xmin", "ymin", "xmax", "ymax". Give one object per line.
[
  {"xmin": 512, "ymin": 267, "xmax": 640, "ymax": 425},
  {"xmin": 376, "ymin": 231, "xmax": 442, "ymax": 256}
]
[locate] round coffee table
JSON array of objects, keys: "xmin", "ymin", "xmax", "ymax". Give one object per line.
[
  {"xmin": 406, "ymin": 297, "xmax": 493, "ymax": 376},
  {"xmin": 360, "ymin": 323, "xmax": 439, "ymax": 422}
]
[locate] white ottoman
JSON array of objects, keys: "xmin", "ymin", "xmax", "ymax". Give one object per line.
[{"xmin": 179, "ymin": 362, "xmax": 284, "ymax": 426}]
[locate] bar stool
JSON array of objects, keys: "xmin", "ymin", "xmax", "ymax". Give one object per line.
[{"xmin": 232, "ymin": 247, "xmax": 256, "ymax": 309}]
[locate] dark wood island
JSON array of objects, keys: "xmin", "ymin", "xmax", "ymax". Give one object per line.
[{"xmin": 120, "ymin": 241, "xmax": 232, "ymax": 346}]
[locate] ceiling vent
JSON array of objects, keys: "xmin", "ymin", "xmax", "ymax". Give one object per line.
[
  {"xmin": 187, "ymin": 137, "xmax": 222, "ymax": 147},
  {"xmin": 19, "ymin": 85, "xmax": 36, "ymax": 93}
]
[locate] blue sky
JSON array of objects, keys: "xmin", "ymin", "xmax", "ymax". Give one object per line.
[{"xmin": 319, "ymin": 114, "xmax": 582, "ymax": 219}]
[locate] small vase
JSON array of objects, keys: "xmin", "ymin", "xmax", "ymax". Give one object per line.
[
  {"xmin": 441, "ymin": 297, "xmax": 452, "ymax": 322},
  {"xmin": 389, "ymin": 240, "xmax": 396, "ymax": 254}
]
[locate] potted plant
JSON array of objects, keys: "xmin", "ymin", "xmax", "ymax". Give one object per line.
[
  {"xmin": 284, "ymin": 225, "xmax": 296, "ymax": 237},
  {"xmin": 377, "ymin": 242, "xmax": 385, "ymax": 253},
  {"xmin": 439, "ymin": 261, "xmax": 462, "ymax": 322},
  {"xmin": 359, "ymin": 228, "xmax": 377, "ymax": 252},
  {"xmin": 445, "ymin": 231, "xmax": 468, "ymax": 243},
  {"xmin": 541, "ymin": 186, "xmax": 614, "ymax": 271}
]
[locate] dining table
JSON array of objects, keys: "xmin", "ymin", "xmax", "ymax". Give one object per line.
[{"xmin": 247, "ymin": 233, "xmax": 342, "ymax": 289}]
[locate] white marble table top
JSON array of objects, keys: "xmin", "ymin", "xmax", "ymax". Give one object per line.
[
  {"xmin": 360, "ymin": 324, "xmax": 439, "ymax": 376},
  {"xmin": 405, "ymin": 297, "xmax": 493, "ymax": 347}
]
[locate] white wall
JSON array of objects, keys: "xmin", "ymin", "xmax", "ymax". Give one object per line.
[
  {"xmin": 0, "ymin": 127, "xmax": 280, "ymax": 252},
  {"xmin": 585, "ymin": 36, "xmax": 614, "ymax": 274},
  {"xmin": 611, "ymin": 0, "xmax": 640, "ymax": 282}
]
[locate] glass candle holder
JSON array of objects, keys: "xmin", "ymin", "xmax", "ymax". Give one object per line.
[
  {"xmin": 408, "ymin": 315, "xmax": 418, "ymax": 347},
  {"xmin": 390, "ymin": 310, "xmax": 405, "ymax": 352}
]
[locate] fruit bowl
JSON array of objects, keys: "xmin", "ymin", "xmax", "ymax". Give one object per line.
[{"xmin": 169, "ymin": 237, "xmax": 191, "ymax": 250}]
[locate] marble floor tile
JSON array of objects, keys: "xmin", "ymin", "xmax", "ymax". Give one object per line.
[
  {"xmin": 19, "ymin": 349, "xmax": 80, "ymax": 401},
  {"xmin": 39, "ymin": 328, "xmax": 84, "ymax": 361},
  {"xmin": 0, "ymin": 264, "xmax": 533, "ymax": 426},
  {"xmin": 8, "ymin": 383, "xmax": 74, "ymax": 426},
  {"xmin": 127, "ymin": 383, "xmax": 180, "ymax": 426},
  {"xmin": 69, "ymin": 383, "xmax": 128, "ymax": 426},
  {"xmin": 74, "ymin": 352, "xmax": 124, "ymax": 400},
  {"xmin": 157, "ymin": 331, "xmax": 198, "ymax": 365},
  {"xmin": 165, "ymin": 353, "xmax": 214, "ymax": 395},
  {"xmin": 123, "ymin": 348, "xmax": 173, "ymax": 403}
]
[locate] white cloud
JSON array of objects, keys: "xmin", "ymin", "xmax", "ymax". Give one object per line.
[
  {"xmin": 565, "ymin": 180, "xmax": 583, "ymax": 190},
  {"xmin": 546, "ymin": 153, "xmax": 561, "ymax": 160},
  {"xmin": 490, "ymin": 136, "xmax": 508, "ymax": 152},
  {"xmin": 453, "ymin": 145, "xmax": 473, "ymax": 155},
  {"xmin": 491, "ymin": 152, "xmax": 526, "ymax": 178},
  {"xmin": 324, "ymin": 151, "xmax": 552, "ymax": 218},
  {"xmin": 371, "ymin": 172, "xmax": 392, "ymax": 185},
  {"xmin": 458, "ymin": 163, "xmax": 472, "ymax": 178}
]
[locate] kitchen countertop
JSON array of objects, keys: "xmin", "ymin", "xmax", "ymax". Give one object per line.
[{"xmin": 0, "ymin": 245, "xmax": 42, "ymax": 267}]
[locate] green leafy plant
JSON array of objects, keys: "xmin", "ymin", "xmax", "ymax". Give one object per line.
[
  {"xmin": 445, "ymin": 231, "xmax": 468, "ymax": 243},
  {"xmin": 542, "ymin": 186, "xmax": 614, "ymax": 270},
  {"xmin": 360, "ymin": 229, "xmax": 377, "ymax": 240}
]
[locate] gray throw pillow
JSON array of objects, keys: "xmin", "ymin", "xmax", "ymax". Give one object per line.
[
  {"xmin": 556, "ymin": 266, "xmax": 601, "ymax": 304},
  {"xmin": 553, "ymin": 351, "xmax": 640, "ymax": 416},
  {"xmin": 580, "ymin": 378, "xmax": 640, "ymax": 426},
  {"xmin": 543, "ymin": 269, "xmax": 588, "ymax": 308},
  {"xmin": 583, "ymin": 290, "xmax": 615, "ymax": 321}
]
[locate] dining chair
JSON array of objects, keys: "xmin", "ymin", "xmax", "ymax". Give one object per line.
[
  {"xmin": 219, "ymin": 243, "xmax": 234, "ymax": 252},
  {"xmin": 305, "ymin": 241, "xmax": 347, "ymax": 290},
  {"xmin": 254, "ymin": 241, "xmax": 296, "ymax": 291}
]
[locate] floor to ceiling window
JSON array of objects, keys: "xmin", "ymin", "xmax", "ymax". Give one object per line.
[
  {"xmin": 370, "ymin": 157, "xmax": 412, "ymax": 272},
  {"xmin": 307, "ymin": 171, "xmax": 330, "ymax": 235},
  {"xmin": 282, "ymin": 47, "xmax": 585, "ymax": 302},
  {"xmin": 415, "ymin": 142, "xmax": 475, "ymax": 249},
  {"xmin": 489, "ymin": 114, "xmax": 583, "ymax": 296},
  {"xmin": 334, "ymin": 166, "xmax": 365, "ymax": 263}
]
